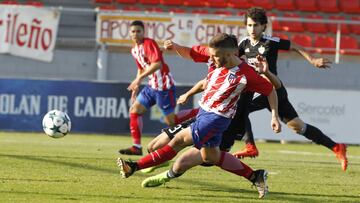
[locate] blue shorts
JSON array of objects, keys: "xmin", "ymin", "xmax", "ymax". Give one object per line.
[
  {"xmin": 137, "ymin": 85, "xmax": 176, "ymax": 116},
  {"xmin": 190, "ymin": 108, "xmax": 231, "ymax": 149}
]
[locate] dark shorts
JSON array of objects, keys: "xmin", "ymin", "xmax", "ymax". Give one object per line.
[
  {"xmin": 137, "ymin": 85, "xmax": 176, "ymax": 115},
  {"xmin": 249, "ymin": 84, "xmax": 299, "ymax": 123}
]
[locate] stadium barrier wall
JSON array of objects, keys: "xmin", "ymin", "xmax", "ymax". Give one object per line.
[{"xmin": 0, "ymin": 78, "xmax": 193, "ymax": 134}]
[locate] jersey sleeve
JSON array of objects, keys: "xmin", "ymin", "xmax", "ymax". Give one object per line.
[
  {"xmin": 243, "ymin": 65, "xmax": 273, "ymax": 96},
  {"xmin": 238, "ymin": 40, "xmax": 246, "ymax": 56},
  {"xmin": 278, "ymin": 38, "xmax": 291, "ymax": 51},
  {"xmin": 190, "ymin": 45, "xmax": 210, "ymax": 63},
  {"xmin": 146, "ymin": 39, "xmax": 162, "ymax": 63}
]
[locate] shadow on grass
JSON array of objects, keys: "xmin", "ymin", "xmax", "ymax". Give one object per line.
[{"xmin": 0, "ymin": 153, "xmax": 117, "ymax": 175}]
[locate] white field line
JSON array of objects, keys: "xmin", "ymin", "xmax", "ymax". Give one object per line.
[{"xmin": 278, "ymin": 150, "xmax": 360, "ymax": 159}]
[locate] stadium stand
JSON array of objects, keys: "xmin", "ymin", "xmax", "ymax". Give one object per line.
[
  {"xmin": 274, "ymin": 0, "xmax": 296, "ymax": 11},
  {"xmin": 252, "ymin": 0, "xmax": 274, "ymax": 10},
  {"xmin": 281, "ymin": 13, "xmax": 304, "ymax": 32},
  {"xmin": 328, "ymin": 15, "xmax": 350, "ymax": 34},
  {"xmin": 205, "ymin": 0, "xmax": 228, "ymax": 8},
  {"xmin": 294, "ymin": 0, "xmax": 318, "ymax": 12},
  {"xmin": 317, "ymin": 0, "xmax": 339, "ymax": 13},
  {"xmin": 304, "ymin": 14, "xmax": 328, "ymax": 33},
  {"xmin": 339, "ymin": 0, "xmax": 360, "ymax": 14},
  {"xmin": 292, "ymin": 34, "xmax": 313, "ymax": 48},
  {"xmin": 314, "ymin": 35, "xmax": 336, "ymax": 54}
]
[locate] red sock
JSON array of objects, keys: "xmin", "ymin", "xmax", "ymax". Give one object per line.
[
  {"xmin": 216, "ymin": 151, "xmax": 253, "ymax": 179},
  {"xmin": 137, "ymin": 145, "xmax": 177, "ymax": 170},
  {"xmin": 174, "ymin": 108, "xmax": 199, "ymax": 124},
  {"xmin": 129, "ymin": 113, "xmax": 143, "ymax": 145}
]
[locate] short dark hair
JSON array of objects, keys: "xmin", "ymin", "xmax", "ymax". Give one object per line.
[
  {"xmin": 130, "ymin": 20, "xmax": 145, "ymax": 30},
  {"xmin": 209, "ymin": 33, "xmax": 238, "ymax": 50},
  {"xmin": 244, "ymin": 7, "xmax": 268, "ymax": 25}
]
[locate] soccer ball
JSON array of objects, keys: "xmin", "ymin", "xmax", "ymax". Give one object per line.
[{"xmin": 42, "ymin": 110, "xmax": 71, "ymax": 138}]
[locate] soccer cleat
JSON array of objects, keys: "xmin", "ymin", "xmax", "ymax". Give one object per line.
[
  {"xmin": 233, "ymin": 143, "xmax": 259, "ymax": 159},
  {"xmin": 141, "ymin": 170, "xmax": 170, "ymax": 187},
  {"xmin": 332, "ymin": 143, "xmax": 348, "ymax": 171},
  {"xmin": 252, "ymin": 170, "xmax": 269, "ymax": 199},
  {"xmin": 116, "ymin": 158, "xmax": 136, "ymax": 178},
  {"xmin": 118, "ymin": 146, "xmax": 143, "ymax": 155},
  {"xmin": 140, "ymin": 161, "xmax": 170, "ymax": 173}
]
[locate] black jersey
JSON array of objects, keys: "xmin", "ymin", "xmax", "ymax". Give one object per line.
[{"xmin": 238, "ymin": 35, "xmax": 290, "ymax": 75}]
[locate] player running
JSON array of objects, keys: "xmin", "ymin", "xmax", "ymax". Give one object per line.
[
  {"xmin": 117, "ymin": 33, "xmax": 281, "ymax": 198},
  {"xmin": 119, "ymin": 20, "xmax": 198, "ymax": 155},
  {"xmin": 224, "ymin": 7, "xmax": 347, "ymax": 172}
]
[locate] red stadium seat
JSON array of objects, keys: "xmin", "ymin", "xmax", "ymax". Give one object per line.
[
  {"xmin": 205, "ymin": 0, "xmax": 228, "ymax": 8},
  {"xmin": 191, "ymin": 9, "xmax": 209, "ymax": 15},
  {"xmin": 328, "ymin": 15, "xmax": 350, "ymax": 34},
  {"xmin": 116, "ymin": 0, "xmax": 137, "ymax": 4},
  {"xmin": 268, "ymin": 12, "xmax": 282, "ymax": 31},
  {"xmin": 294, "ymin": 0, "xmax": 317, "ymax": 11},
  {"xmin": 123, "ymin": 5, "xmax": 141, "ymax": 11},
  {"xmin": 160, "ymin": 0, "xmax": 182, "ymax": 6},
  {"xmin": 214, "ymin": 10, "xmax": 233, "ymax": 16},
  {"xmin": 340, "ymin": 36, "xmax": 360, "ymax": 55},
  {"xmin": 99, "ymin": 5, "xmax": 117, "ymax": 10},
  {"xmin": 236, "ymin": 11, "xmax": 246, "ymax": 16},
  {"xmin": 251, "ymin": 0, "xmax": 274, "ymax": 10},
  {"xmin": 25, "ymin": 1, "xmax": 44, "ymax": 7},
  {"xmin": 339, "ymin": 0, "xmax": 360, "ymax": 14},
  {"xmin": 274, "ymin": 0, "xmax": 296, "ymax": 11},
  {"xmin": 183, "ymin": 1, "xmax": 205, "ymax": 7},
  {"xmin": 145, "ymin": 7, "xmax": 164, "ymax": 12},
  {"xmin": 228, "ymin": 0, "xmax": 253, "ymax": 9},
  {"xmin": 317, "ymin": 0, "xmax": 339, "ymax": 13},
  {"xmin": 138, "ymin": 0, "xmax": 159, "ymax": 5},
  {"xmin": 314, "ymin": 35, "xmax": 335, "ymax": 54},
  {"xmin": 292, "ymin": 34, "xmax": 312, "ymax": 48},
  {"xmin": 1, "ymin": 0, "xmax": 18, "ymax": 4},
  {"xmin": 305, "ymin": 14, "xmax": 328, "ymax": 33},
  {"xmin": 169, "ymin": 8, "xmax": 186, "ymax": 13},
  {"xmin": 281, "ymin": 13, "xmax": 304, "ymax": 32},
  {"xmin": 95, "ymin": 0, "xmax": 113, "ymax": 3},
  {"xmin": 272, "ymin": 32, "xmax": 289, "ymax": 40},
  {"xmin": 350, "ymin": 16, "xmax": 360, "ymax": 35}
]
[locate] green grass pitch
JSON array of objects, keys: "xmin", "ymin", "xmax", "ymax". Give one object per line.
[{"xmin": 0, "ymin": 132, "xmax": 359, "ymax": 202}]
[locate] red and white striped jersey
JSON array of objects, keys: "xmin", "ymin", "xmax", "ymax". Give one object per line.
[
  {"xmin": 190, "ymin": 45, "xmax": 273, "ymax": 118},
  {"xmin": 131, "ymin": 38, "xmax": 175, "ymax": 91}
]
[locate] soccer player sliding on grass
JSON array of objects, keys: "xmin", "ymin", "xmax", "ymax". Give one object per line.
[{"xmin": 117, "ymin": 33, "xmax": 281, "ymax": 199}]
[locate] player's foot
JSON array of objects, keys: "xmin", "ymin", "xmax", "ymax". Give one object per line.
[
  {"xmin": 252, "ymin": 170, "xmax": 268, "ymax": 199},
  {"xmin": 233, "ymin": 143, "xmax": 259, "ymax": 159},
  {"xmin": 332, "ymin": 143, "xmax": 348, "ymax": 171},
  {"xmin": 140, "ymin": 161, "xmax": 170, "ymax": 173},
  {"xmin": 116, "ymin": 158, "xmax": 137, "ymax": 178},
  {"xmin": 141, "ymin": 170, "xmax": 170, "ymax": 187},
  {"xmin": 119, "ymin": 146, "xmax": 143, "ymax": 155}
]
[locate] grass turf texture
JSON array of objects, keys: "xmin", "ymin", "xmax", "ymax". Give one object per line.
[{"xmin": 0, "ymin": 132, "xmax": 359, "ymax": 203}]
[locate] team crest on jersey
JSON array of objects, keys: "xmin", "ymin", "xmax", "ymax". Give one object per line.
[
  {"xmin": 245, "ymin": 48, "xmax": 250, "ymax": 53},
  {"xmin": 228, "ymin": 73, "xmax": 238, "ymax": 84},
  {"xmin": 258, "ymin": 46, "xmax": 265, "ymax": 54}
]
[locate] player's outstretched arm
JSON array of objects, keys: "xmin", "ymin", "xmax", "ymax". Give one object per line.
[
  {"xmin": 127, "ymin": 62, "xmax": 162, "ymax": 92},
  {"xmin": 291, "ymin": 42, "xmax": 332, "ymax": 69},
  {"xmin": 266, "ymin": 89, "xmax": 281, "ymax": 133},
  {"xmin": 177, "ymin": 79, "xmax": 206, "ymax": 105},
  {"xmin": 164, "ymin": 40, "xmax": 193, "ymax": 60},
  {"xmin": 255, "ymin": 55, "xmax": 282, "ymax": 89}
]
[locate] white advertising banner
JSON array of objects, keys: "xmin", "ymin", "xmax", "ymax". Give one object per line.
[
  {"xmin": 96, "ymin": 12, "xmax": 251, "ymax": 47},
  {"xmin": 0, "ymin": 5, "xmax": 60, "ymax": 62},
  {"xmin": 194, "ymin": 88, "xmax": 360, "ymax": 144}
]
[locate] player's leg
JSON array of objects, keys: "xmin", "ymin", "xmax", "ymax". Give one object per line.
[
  {"xmin": 117, "ymin": 126, "xmax": 193, "ymax": 178},
  {"xmin": 232, "ymin": 93, "xmax": 269, "ymax": 158},
  {"xmin": 202, "ymin": 147, "xmax": 268, "ymax": 198},
  {"xmin": 285, "ymin": 116, "xmax": 348, "ymax": 171},
  {"xmin": 141, "ymin": 147, "xmax": 203, "ymax": 187},
  {"xmin": 119, "ymin": 86, "xmax": 155, "ymax": 155},
  {"xmin": 277, "ymin": 86, "xmax": 348, "ymax": 171}
]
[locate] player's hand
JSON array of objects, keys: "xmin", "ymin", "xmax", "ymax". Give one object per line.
[
  {"xmin": 311, "ymin": 57, "xmax": 332, "ymax": 69},
  {"xmin": 271, "ymin": 116, "xmax": 281, "ymax": 133},
  {"xmin": 163, "ymin": 40, "xmax": 175, "ymax": 50},
  {"xmin": 127, "ymin": 77, "xmax": 141, "ymax": 92},
  {"xmin": 177, "ymin": 94, "xmax": 189, "ymax": 105},
  {"xmin": 254, "ymin": 55, "xmax": 269, "ymax": 74}
]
